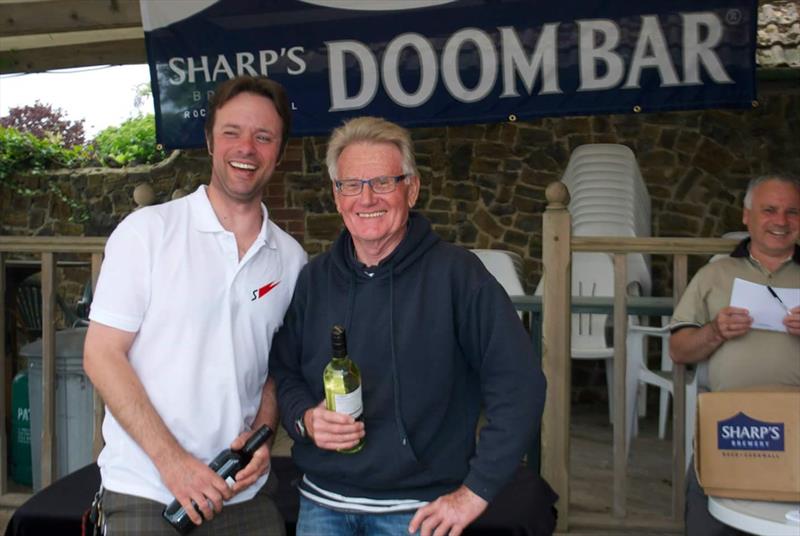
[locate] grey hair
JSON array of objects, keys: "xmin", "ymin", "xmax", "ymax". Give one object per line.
[
  {"xmin": 325, "ymin": 116, "xmax": 418, "ymax": 180},
  {"xmin": 743, "ymin": 173, "xmax": 800, "ymax": 209}
]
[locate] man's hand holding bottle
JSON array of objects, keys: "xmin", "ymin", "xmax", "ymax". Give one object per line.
[
  {"xmin": 161, "ymin": 425, "xmax": 273, "ymax": 533},
  {"xmin": 158, "ymin": 448, "xmax": 232, "ymax": 527},
  {"xmin": 303, "ymin": 401, "xmax": 365, "ymax": 451},
  {"xmin": 305, "ymin": 325, "xmax": 366, "ymax": 453},
  {"xmin": 229, "ymin": 426, "xmax": 273, "ymax": 493}
]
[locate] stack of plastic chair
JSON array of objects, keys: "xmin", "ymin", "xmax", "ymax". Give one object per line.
[
  {"xmin": 536, "ymin": 144, "xmax": 653, "ymax": 423},
  {"xmin": 563, "ymin": 144, "xmax": 652, "ymax": 295}
]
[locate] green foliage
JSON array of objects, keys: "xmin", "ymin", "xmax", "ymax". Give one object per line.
[
  {"xmin": 1, "ymin": 110, "xmax": 168, "ymax": 226},
  {"xmin": 0, "ymin": 126, "xmax": 92, "ymax": 222},
  {"xmin": 1, "ymin": 100, "xmax": 86, "ymax": 148},
  {"xmin": 91, "ymin": 115, "xmax": 165, "ymax": 166},
  {"xmin": 0, "ymin": 126, "xmax": 90, "ymax": 180}
]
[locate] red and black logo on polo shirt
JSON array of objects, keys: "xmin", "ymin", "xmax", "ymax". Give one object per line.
[{"xmin": 251, "ymin": 281, "xmax": 279, "ymax": 301}]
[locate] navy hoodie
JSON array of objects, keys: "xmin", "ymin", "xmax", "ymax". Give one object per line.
[{"xmin": 270, "ymin": 212, "xmax": 545, "ymax": 502}]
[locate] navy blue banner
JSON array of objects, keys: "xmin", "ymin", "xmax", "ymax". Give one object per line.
[
  {"xmin": 141, "ymin": 0, "xmax": 758, "ymax": 149},
  {"xmin": 717, "ymin": 412, "xmax": 785, "ymax": 452}
]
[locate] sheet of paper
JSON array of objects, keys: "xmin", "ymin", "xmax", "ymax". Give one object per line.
[{"xmin": 729, "ymin": 278, "xmax": 800, "ymax": 333}]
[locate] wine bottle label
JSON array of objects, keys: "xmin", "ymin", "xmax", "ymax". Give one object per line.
[{"xmin": 334, "ymin": 385, "xmax": 363, "ymax": 419}]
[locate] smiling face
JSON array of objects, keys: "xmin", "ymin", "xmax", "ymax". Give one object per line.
[
  {"xmin": 333, "ymin": 141, "xmax": 419, "ymax": 265},
  {"xmin": 207, "ymin": 91, "xmax": 283, "ymax": 205},
  {"xmin": 743, "ymin": 179, "xmax": 800, "ymax": 266}
]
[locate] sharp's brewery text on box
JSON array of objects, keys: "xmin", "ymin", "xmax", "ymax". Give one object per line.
[{"xmin": 696, "ymin": 386, "xmax": 800, "ymax": 501}]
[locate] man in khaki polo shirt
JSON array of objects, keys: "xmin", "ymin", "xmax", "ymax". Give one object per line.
[{"xmin": 669, "ymin": 174, "xmax": 800, "ymax": 536}]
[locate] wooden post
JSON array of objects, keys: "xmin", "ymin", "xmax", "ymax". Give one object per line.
[
  {"xmin": 671, "ymin": 254, "xmax": 689, "ymax": 522},
  {"xmin": 0, "ymin": 252, "xmax": 6, "ymax": 494},
  {"xmin": 541, "ymin": 182, "xmax": 572, "ymax": 533},
  {"xmin": 612, "ymin": 253, "xmax": 628, "ymax": 518},
  {"xmin": 40, "ymin": 253, "xmax": 56, "ymax": 487},
  {"xmin": 90, "ymin": 252, "xmax": 105, "ymax": 459}
]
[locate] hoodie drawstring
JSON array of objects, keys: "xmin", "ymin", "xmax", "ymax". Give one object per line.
[
  {"xmin": 344, "ymin": 270, "xmax": 357, "ymax": 334},
  {"xmin": 388, "ymin": 260, "xmax": 410, "ymax": 446}
]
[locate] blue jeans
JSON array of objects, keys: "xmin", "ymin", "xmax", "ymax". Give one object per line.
[{"xmin": 297, "ymin": 495, "xmax": 421, "ymax": 536}]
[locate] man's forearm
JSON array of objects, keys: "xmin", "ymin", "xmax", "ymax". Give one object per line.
[
  {"xmin": 253, "ymin": 377, "xmax": 279, "ymax": 447},
  {"xmin": 669, "ymin": 324, "xmax": 724, "ymax": 364},
  {"xmin": 92, "ymin": 353, "xmax": 184, "ymax": 467},
  {"xmin": 84, "ymin": 324, "xmax": 186, "ymax": 471}
]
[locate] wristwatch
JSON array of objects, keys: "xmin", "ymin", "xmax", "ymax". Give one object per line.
[{"xmin": 294, "ymin": 415, "xmax": 307, "ymax": 438}]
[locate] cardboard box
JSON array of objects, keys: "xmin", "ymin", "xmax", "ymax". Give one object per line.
[{"xmin": 695, "ymin": 385, "xmax": 800, "ymax": 502}]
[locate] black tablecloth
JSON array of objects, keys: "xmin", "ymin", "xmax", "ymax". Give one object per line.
[
  {"xmin": 5, "ymin": 462, "xmax": 98, "ymax": 536},
  {"xmin": 5, "ymin": 458, "xmax": 556, "ymax": 536}
]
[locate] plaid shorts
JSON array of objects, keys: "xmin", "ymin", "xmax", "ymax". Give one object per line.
[{"xmin": 100, "ymin": 472, "xmax": 285, "ymax": 536}]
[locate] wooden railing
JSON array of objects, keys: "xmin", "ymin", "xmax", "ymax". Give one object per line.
[
  {"xmin": 540, "ymin": 182, "xmax": 739, "ymax": 533},
  {"xmin": 0, "ymin": 236, "xmax": 105, "ymax": 504}
]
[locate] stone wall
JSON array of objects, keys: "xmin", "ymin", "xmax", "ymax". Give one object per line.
[
  {"xmin": 3, "ymin": 90, "xmax": 798, "ymax": 402},
  {"xmin": 0, "ymin": 147, "xmax": 306, "ymax": 243},
  {"xmin": 292, "ymin": 91, "xmax": 800, "ymax": 295},
  {"xmin": 3, "ymin": 92, "xmax": 799, "ymax": 296}
]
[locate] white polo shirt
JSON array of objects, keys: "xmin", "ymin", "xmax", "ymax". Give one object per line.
[{"xmin": 89, "ymin": 185, "xmax": 307, "ymax": 505}]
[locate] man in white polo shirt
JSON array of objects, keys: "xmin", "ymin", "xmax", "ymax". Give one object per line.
[{"xmin": 83, "ymin": 76, "xmax": 307, "ymax": 535}]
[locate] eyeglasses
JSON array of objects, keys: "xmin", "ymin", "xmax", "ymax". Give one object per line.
[{"xmin": 333, "ymin": 174, "xmax": 409, "ymax": 196}]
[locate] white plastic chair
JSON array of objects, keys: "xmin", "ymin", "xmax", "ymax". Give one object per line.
[
  {"xmin": 621, "ymin": 231, "xmax": 737, "ymax": 464},
  {"xmin": 558, "ymin": 143, "xmax": 656, "ymax": 422},
  {"xmin": 471, "ymin": 250, "xmax": 525, "ymax": 320},
  {"xmin": 534, "ymin": 252, "xmax": 648, "ymax": 422},
  {"xmin": 569, "ymin": 256, "xmax": 618, "ymax": 422},
  {"xmin": 572, "ymin": 223, "xmax": 652, "ymax": 297},
  {"xmin": 636, "ymin": 231, "xmax": 748, "ymax": 443},
  {"xmin": 710, "ymin": 231, "xmax": 749, "ymax": 262},
  {"xmin": 625, "ymin": 325, "xmax": 708, "ymax": 470}
]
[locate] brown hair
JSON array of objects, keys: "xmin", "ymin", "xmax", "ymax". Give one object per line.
[{"xmin": 204, "ymin": 75, "xmax": 292, "ymax": 155}]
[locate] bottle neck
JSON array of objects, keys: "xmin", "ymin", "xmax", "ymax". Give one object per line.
[{"xmin": 241, "ymin": 425, "xmax": 272, "ymax": 455}]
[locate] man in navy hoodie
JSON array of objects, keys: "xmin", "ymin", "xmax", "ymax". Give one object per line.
[{"xmin": 271, "ymin": 116, "xmax": 550, "ymax": 536}]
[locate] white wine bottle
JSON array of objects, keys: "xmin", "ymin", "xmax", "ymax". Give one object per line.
[{"xmin": 323, "ymin": 324, "xmax": 364, "ymax": 453}]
